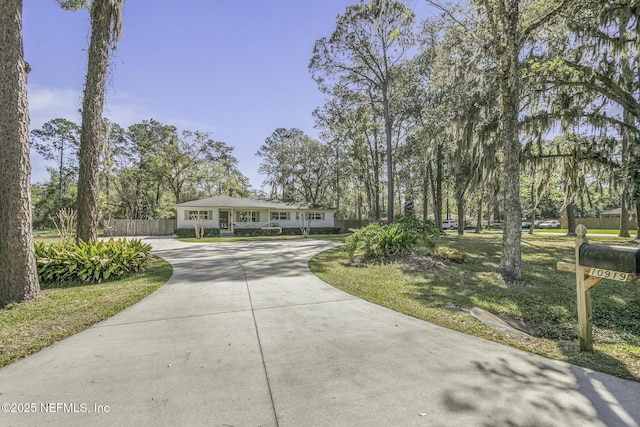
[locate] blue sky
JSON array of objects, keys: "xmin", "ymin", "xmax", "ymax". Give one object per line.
[{"xmin": 23, "ymin": 0, "xmax": 432, "ymax": 191}]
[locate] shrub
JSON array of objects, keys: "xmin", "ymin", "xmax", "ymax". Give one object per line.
[
  {"xmin": 343, "ymin": 215, "xmax": 438, "ymax": 259},
  {"xmin": 429, "ymin": 246, "xmax": 466, "ymax": 263},
  {"xmin": 174, "ymin": 228, "xmax": 220, "ymax": 238},
  {"xmin": 34, "ymin": 238, "xmax": 152, "ymax": 285},
  {"xmin": 234, "ymin": 227, "xmax": 282, "ymax": 237},
  {"xmin": 280, "ymin": 227, "xmax": 341, "ymax": 235}
]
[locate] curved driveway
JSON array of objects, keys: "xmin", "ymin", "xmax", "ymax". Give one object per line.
[{"xmin": 1, "ymin": 237, "xmax": 639, "ymax": 426}]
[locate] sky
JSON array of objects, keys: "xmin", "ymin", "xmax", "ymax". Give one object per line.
[{"xmin": 23, "ymin": 0, "xmax": 434, "ymax": 191}]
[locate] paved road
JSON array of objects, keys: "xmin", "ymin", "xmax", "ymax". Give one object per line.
[{"xmin": 1, "ymin": 237, "xmax": 639, "ymax": 426}]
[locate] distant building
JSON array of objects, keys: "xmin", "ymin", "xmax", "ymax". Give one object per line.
[{"xmin": 600, "ymin": 208, "xmax": 637, "ymax": 219}]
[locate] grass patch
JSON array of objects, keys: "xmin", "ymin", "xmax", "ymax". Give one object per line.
[
  {"xmin": 309, "ymin": 232, "xmax": 640, "ymax": 382},
  {"xmin": 0, "ymin": 256, "xmax": 172, "ymax": 368}
]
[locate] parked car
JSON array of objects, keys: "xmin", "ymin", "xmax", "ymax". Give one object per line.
[
  {"xmin": 539, "ymin": 220, "xmax": 561, "ymax": 229},
  {"xmin": 521, "ymin": 221, "xmax": 532, "ymax": 229},
  {"xmin": 442, "ymin": 220, "xmax": 458, "ymax": 230}
]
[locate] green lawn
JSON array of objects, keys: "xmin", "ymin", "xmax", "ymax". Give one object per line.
[
  {"xmin": 0, "ymin": 255, "xmax": 172, "ymax": 368},
  {"xmin": 309, "ymin": 232, "xmax": 640, "ymax": 382}
]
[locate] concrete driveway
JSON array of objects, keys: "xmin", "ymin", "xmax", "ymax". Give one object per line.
[{"xmin": 1, "ymin": 237, "xmax": 639, "ymax": 426}]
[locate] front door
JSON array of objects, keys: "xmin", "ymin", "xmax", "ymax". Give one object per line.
[{"xmin": 219, "ymin": 211, "xmax": 229, "ymax": 230}]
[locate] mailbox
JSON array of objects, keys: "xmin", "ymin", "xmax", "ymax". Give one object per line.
[{"xmin": 579, "ymin": 244, "xmax": 640, "ymax": 274}]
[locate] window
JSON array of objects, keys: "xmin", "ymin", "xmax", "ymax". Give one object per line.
[
  {"xmin": 236, "ymin": 211, "xmax": 259, "ymax": 222},
  {"xmin": 296, "ymin": 212, "xmax": 323, "ymax": 221},
  {"xmin": 187, "ymin": 210, "xmax": 210, "ymax": 220},
  {"xmin": 271, "ymin": 212, "xmax": 290, "ymax": 221}
]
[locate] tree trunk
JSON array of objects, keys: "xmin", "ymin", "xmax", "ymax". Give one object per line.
[
  {"xmin": 58, "ymin": 138, "xmax": 64, "ymax": 208},
  {"xmin": 0, "ymin": 0, "xmax": 40, "ymax": 304},
  {"xmin": 635, "ymin": 199, "xmax": 640, "ymax": 240},
  {"xmin": 383, "ymin": 84, "xmax": 394, "ymax": 223},
  {"xmin": 529, "ymin": 181, "xmax": 536, "ymax": 234},
  {"xmin": 619, "ymin": 196, "xmax": 630, "ymax": 238},
  {"xmin": 497, "ymin": 0, "xmax": 523, "ymax": 281},
  {"xmin": 77, "ymin": 0, "xmax": 114, "ymax": 242},
  {"xmin": 619, "ymin": 106, "xmax": 633, "ymax": 238},
  {"xmin": 456, "ymin": 192, "xmax": 465, "ymax": 236},
  {"xmin": 422, "ymin": 172, "xmax": 429, "ymax": 222},
  {"xmin": 475, "ymin": 190, "xmax": 483, "ymax": 234},
  {"xmin": 432, "ymin": 144, "xmax": 444, "ymax": 230},
  {"xmin": 566, "ymin": 202, "xmax": 576, "ymax": 236}
]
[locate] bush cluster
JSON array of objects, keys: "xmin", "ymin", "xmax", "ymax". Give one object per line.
[
  {"xmin": 174, "ymin": 228, "xmax": 220, "ymax": 238},
  {"xmin": 343, "ymin": 215, "xmax": 438, "ymax": 259},
  {"xmin": 234, "ymin": 227, "xmax": 282, "ymax": 237},
  {"xmin": 34, "ymin": 238, "xmax": 153, "ymax": 285},
  {"xmin": 280, "ymin": 227, "xmax": 342, "ymax": 235}
]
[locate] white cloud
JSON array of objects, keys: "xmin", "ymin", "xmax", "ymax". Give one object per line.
[{"xmin": 28, "ymin": 84, "xmax": 82, "ymax": 129}]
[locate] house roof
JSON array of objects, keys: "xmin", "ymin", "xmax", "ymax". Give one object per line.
[
  {"xmin": 174, "ymin": 196, "xmax": 335, "ymax": 210},
  {"xmin": 600, "ymin": 208, "xmax": 636, "ymax": 217}
]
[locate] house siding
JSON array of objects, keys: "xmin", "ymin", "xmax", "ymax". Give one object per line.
[{"xmin": 175, "ymin": 207, "xmax": 335, "ymax": 230}]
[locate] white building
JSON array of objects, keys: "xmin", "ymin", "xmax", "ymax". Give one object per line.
[{"xmin": 174, "ymin": 196, "xmax": 336, "ymax": 236}]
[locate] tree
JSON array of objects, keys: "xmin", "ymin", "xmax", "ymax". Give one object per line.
[
  {"xmin": 526, "ymin": 0, "xmax": 639, "ymax": 237},
  {"xmin": 257, "ymin": 128, "xmax": 333, "ymax": 204},
  {"xmin": 310, "ymin": 0, "xmax": 416, "ymax": 222},
  {"xmin": 0, "ymin": 0, "xmax": 40, "ymax": 304},
  {"xmin": 30, "ymin": 118, "xmax": 79, "ymax": 207},
  {"xmin": 63, "ymin": 0, "xmax": 125, "ymax": 242},
  {"xmin": 426, "ymin": 0, "xmax": 570, "ymax": 281}
]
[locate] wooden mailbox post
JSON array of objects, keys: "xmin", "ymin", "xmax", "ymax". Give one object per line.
[{"xmin": 557, "ymin": 225, "xmax": 639, "ymax": 351}]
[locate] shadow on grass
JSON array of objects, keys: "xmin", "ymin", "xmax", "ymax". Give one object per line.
[{"xmin": 330, "ymin": 233, "xmax": 640, "ymax": 381}]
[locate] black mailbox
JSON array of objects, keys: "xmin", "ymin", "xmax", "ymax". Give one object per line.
[{"xmin": 579, "ymin": 244, "xmax": 640, "ymax": 274}]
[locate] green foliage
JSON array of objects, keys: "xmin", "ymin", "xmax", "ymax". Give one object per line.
[
  {"xmin": 234, "ymin": 227, "xmax": 282, "ymax": 237},
  {"xmin": 174, "ymin": 228, "xmax": 220, "ymax": 238},
  {"xmin": 344, "ymin": 215, "xmax": 438, "ymax": 259},
  {"xmin": 279, "ymin": 227, "xmax": 342, "ymax": 236},
  {"xmin": 34, "ymin": 238, "xmax": 152, "ymax": 285}
]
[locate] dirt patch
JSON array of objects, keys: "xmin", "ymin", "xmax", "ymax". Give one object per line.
[{"xmin": 352, "ymin": 252, "xmax": 449, "ymax": 271}]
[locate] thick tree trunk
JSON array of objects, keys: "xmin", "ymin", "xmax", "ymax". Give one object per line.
[
  {"xmin": 497, "ymin": 0, "xmax": 523, "ymax": 281},
  {"xmin": 619, "ymin": 196, "xmax": 630, "ymax": 238},
  {"xmin": 77, "ymin": 0, "xmax": 113, "ymax": 242},
  {"xmin": 0, "ymin": 0, "xmax": 40, "ymax": 304}
]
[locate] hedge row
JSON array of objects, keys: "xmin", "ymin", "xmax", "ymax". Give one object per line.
[
  {"xmin": 233, "ymin": 227, "xmax": 282, "ymax": 237},
  {"xmin": 174, "ymin": 228, "xmax": 221, "ymax": 238},
  {"xmin": 280, "ymin": 227, "xmax": 342, "ymax": 235}
]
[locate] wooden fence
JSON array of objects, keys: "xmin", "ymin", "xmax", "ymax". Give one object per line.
[
  {"xmin": 105, "ymin": 219, "xmax": 176, "ymax": 236},
  {"xmin": 560, "ymin": 217, "xmax": 637, "ymax": 230}
]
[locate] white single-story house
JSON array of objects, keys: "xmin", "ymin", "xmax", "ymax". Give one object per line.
[{"xmin": 174, "ymin": 196, "xmax": 337, "ymax": 236}]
